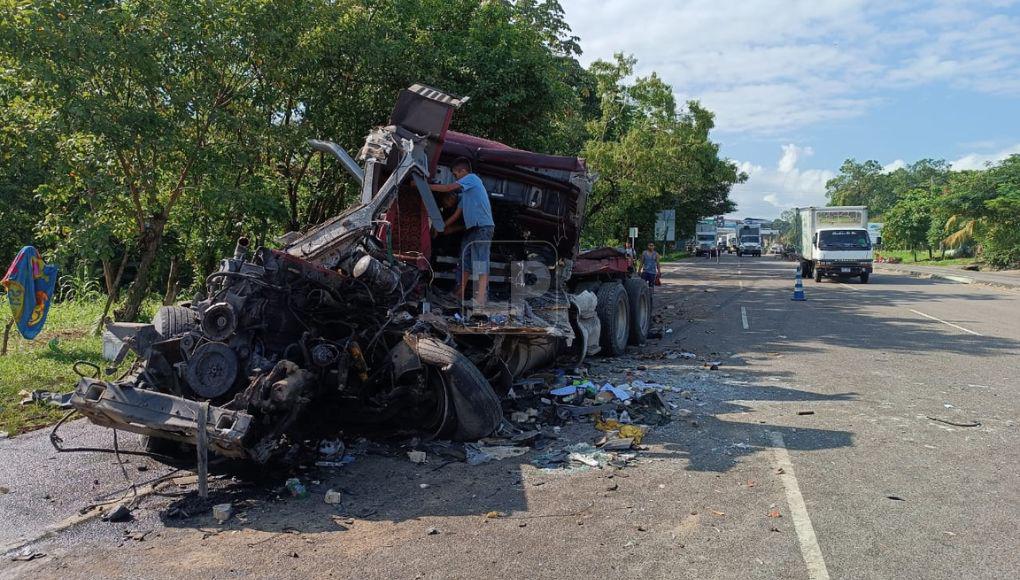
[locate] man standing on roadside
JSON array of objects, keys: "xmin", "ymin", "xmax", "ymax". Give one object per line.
[
  {"xmin": 640, "ymin": 242, "xmax": 661, "ymax": 288},
  {"xmin": 430, "ymin": 158, "xmax": 495, "ymax": 309}
]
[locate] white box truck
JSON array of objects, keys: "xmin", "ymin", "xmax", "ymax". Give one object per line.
[
  {"xmin": 736, "ymin": 223, "xmax": 762, "ymax": 257},
  {"xmin": 797, "ymin": 206, "xmax": 873, "ymax": 283},
  {"xmin": 694, "ymin": 220, "xmax": 718, "ymax": 256}
]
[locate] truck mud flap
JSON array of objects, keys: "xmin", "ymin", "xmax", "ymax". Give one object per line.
[{"xmin": 70, "ymin": 377, "xmax": 253, "ymax": 459}]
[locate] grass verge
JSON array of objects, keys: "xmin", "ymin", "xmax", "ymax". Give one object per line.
[
  {"xmin": 875, "ymin": 249, "xmax": 978, "ymax": 267},
  {"xmin": 0, "ymin": 297, "xmax": 156, "ymax": 436}
]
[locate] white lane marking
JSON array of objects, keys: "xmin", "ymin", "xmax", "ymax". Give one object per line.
[
  {"xmin": 909, "ymin": 309, "xmax": 981, "ymax": 336},
  {"xmin": 739, "ymin": 280, "xmax": 744, "ymax": 289},
  {"xmin": 771, "ymin": 432, "xmax": 831, "ymax": 580},
  {"xmin": 837, "ymin": 282, "xmax": 860, "ymax": 292},
  {"xmin": 740, "ymin": 306, "xmax": 749, "ymax": 329}
]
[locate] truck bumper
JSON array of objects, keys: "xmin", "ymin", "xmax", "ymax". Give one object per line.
[
  {"xmin": 817, "ymin": 264, "xmax": 872, "ymax": 276},
  {"xmin": 70, "ymin": 377, "xmax": 253, "ymax": 458}
]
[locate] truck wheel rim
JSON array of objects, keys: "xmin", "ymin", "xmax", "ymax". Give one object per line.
[{"xmin": 616, "ymin": 297, "xmax": 628, "ymax": 346}]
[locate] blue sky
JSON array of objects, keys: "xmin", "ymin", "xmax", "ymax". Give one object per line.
[{"xmin": 560, "ymin": 0, "xmax": 1020, "ymax": 219}]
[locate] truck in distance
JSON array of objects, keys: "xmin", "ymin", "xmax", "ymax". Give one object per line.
[
  {"xmin": 795, "ymin": 206, "xmax": 873, "ymax": 283},
  {"xmin": 736, "ymin": 223, "xmax": 762, "ymax": 257},
  {"xmin": 694, "ymin": 219, "xmax": 718, "ymax": 256}
]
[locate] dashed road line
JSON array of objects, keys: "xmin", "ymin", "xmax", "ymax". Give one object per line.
[
  {"xmin": 740, "ymin": 306, "xmax": 749, "ymax": 329},
  {"xmin": 770, "ymin": 432, "xmax": 831, "ymax": 580},
  {"xmin": 909, "ymin": 309, "xmax": 981, "ymax": 336},
  {"xmin": 837, "ymin": 282, "xmax": 861, "ymax": 292}
]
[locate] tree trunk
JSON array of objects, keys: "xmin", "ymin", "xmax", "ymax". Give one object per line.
[
  {"xmin": 927, "ymin": 246, "xmax": 933, "ymax": 260},
  {"xmin": 101, "ymin": 258, "xmax": 116, "ymax": 296},
  {"xmin": 117, "ymin": 220, "xmax": 166, "ymax": 322},
  {"xmin": 912, "ymin": 248, "xmax": 917, "ymax": 262},
  {"xmin": 95, "ymin": 252, "xmax": 129, "ymax": 335},
  {"xmin": 1, "ymin": 318, "xmax": 14, "ymax": 356},
  {"xmin": 163, "ymin": 254, "xmax": 180, "ymax": 306}
]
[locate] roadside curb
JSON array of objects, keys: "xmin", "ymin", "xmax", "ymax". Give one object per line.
[{"xmin": 875, "ymin": 265, "xmax": 1020, "ymax": 291}]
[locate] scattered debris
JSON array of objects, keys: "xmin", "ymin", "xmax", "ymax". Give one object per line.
[
  {"xmin": 324, "ymin": 489, "xmax": 343, "ymax": 505},
  {"xmin": 10, "ymin": 549, "xmax": 45, "ymax": 562},
  {"xmin": 103, "ymin": 503, "xmax": 132, "ymax": 522},
  {"xmin": 407, "ymin": 450, "xmax": 427, "ymax": 464},
  {"xmin": 484, "ymin": 511, "xmax": 505, "ymax": 519},
  {"xmin": 926, "ymin": 416, "xmax": 981, "ymax": 427},
  {"xmin": 886, "ymin": 495, "xmax": 906, "ymax": 502},
  {"xmin": 20, "ymin": 389, "xmax": 73, "ymax": 409},
  {"xmin": 0, "ymin": 486, "xmax": 8, "ymax": 494},
  {"xmin": 767, "ymin": 509, "xmax": 782, "ymax": 518},
  {"xmin": 285, "ymin": 478, "xmax": 308, "ymax": 498},
  {"xmin": 212, "ymin": 503, "xmax": 233, "ymax": 523},
  {"xmin": 0, "ymin": 431, "xmax": 8, "ymax": 439},
  {"xmin": 465, "ymin": 444, "xmax": 529, "ymax": 465},
  {"xmin": 426, "ymin": 527, "xmax": 440, "ymax": 535},
  {"xmin": 797, "ymin": 411, "xmax": 815, "ymax": 416}
]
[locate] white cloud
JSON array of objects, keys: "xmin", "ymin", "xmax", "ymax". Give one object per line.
[
  {"xmin": 883, "ymin": 159, "xmax": 907, "ymax": 172},
  {"xmin": 561, "ymin": 0, "xmax": 1020, "ymax": 135},
  {"xmin": 728, "ymin": 144, "xmax": 835, "ymax": 219},
  {"xmin": 950, "ymin": 143, "xmax": 1020, "ymax": 170}
]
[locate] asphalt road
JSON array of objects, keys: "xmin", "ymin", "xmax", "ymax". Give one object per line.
[{"xmin": 1, "ymin": 254, "xmax": 1017, "ymax": 579}]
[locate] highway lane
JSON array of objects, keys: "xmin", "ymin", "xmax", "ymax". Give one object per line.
[{"xmin": 671, "ymin": 254, "xmax": 1020, "ymax": 579}]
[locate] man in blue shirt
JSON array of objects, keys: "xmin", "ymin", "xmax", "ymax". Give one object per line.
[{"xmin": 430, "ymin": 158, "xmax": 495, "ymax": 308}]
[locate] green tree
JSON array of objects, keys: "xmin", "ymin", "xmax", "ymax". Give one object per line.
[
  {"xmin": 883, "ymin": 189, "xmax": 936, "ymax": 261},
  {"xmin": 580, "ymin": 54, "xmax": 742, "ymax": 246}
]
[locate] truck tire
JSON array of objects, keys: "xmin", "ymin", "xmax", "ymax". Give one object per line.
[
  {"xmin": 596, "ymin": 283, "xmax": 630, "ymax": 356},
  {"xmin": 623, "ymin": 278, "xmax": 651, "ymax": 346},
  {"xmin": 860, "ymin": 273, "xmax": 870, "ymax": 284},
  {"xmin": 412, "ymin": 337, "xmax": 502, "ymax": 441},
  {"xmin": 151, "ymin": 305, "xmax": 197, "ymax": 338}
]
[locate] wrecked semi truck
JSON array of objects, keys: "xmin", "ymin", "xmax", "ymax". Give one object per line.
[{"xmin": 69, "ymin": 85, "xmax": 652, "ymax": 464}]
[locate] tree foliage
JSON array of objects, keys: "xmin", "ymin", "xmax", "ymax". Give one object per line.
[{"xmin": 0, "ymin": 1, "xmax": 743, "ymax": 319}]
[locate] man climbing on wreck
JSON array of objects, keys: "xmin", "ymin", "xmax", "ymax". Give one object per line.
[{"xmin": 430, "ymin": 157, "xmax": 495, "ymax": 310}]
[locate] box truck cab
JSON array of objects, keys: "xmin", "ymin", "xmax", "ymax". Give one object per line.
[
  {"xmin": 797, "ymin": 206, "xmax": 873, "ymax": 283},
  {"xmin": 694, "ymin": 220, "xmax": 718, "ymax": 256},
  {"xmin": 736, "ymin": 224, "xmax": 762, "ymax": 257}
]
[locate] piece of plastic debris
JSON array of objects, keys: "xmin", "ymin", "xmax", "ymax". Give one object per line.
[
  {"xmin": 598, "ymin": 383, "xmax": 632, "ymax": 401},
  {"xmin": 419, "ymin": 483, "xmax": 430, "ymax": 489},
  {"xmin": 618, "ymin": 424, "xmax": 646, "ymax": 444},
  {"xmin": 318, "ymin": 438, "xmax": 344, "ymax": 458},
  {"xmin": 767, "ymin": 509, "xmax": 783, "ymax": 517},
  {"xmin": 465, "ymin": 444, "xmax": 529, "ymax": 465},
  {"xmin": 285, "ymin": 478, "xmax": 308, "ymax": 498},
  {"xmin": 426, "ymin": 527, "xmax": 439, "ymax": 535},
  {"xmin": 601, "ymin": 437, "xmax": 634, "ymax": 451},
  {"xmin": 665, "ymin": 328, "xmax": 674, "ymax": 334},
  {"xmin": 618, "ymin": 410, "xmax": 632, "ymax": 424},
  {"xmin": 797, "ymin": 411, "xmax": 815, "ymax": 416},
  {"xmin": 10, "ymin": 549, "xmax": 45, "ymax": 562},
  {"xmin": 212, "ymin": 503, "xmax": 233, "ymax": 523},
  {"xmin": 315, "ymin": 455, "xmax": 356, "ymax": 468},
  {"xmin": 510, "ymin": 411, "xmax": 530, "ymax": 423},
  {"xmin": 0, "ymin": 431, "xmax": 8, "ymax": 439},
  {"xmin": 408, "ymin": 450, "xmax": 427, "ymax": 464},
  {"xmin": 484, "ymin": 511, "xmax": 505, "ymax": 519},
  {"xmin": 324, "ymin": 489, "xmax": 343, "ymax": 505},
  {"xmin": 0, "ymin": 486, "xmax": 9, "ymax": 495},
  {"xmin": 676, "ymin": 409, "xmax": 693, "ymax": 418}
]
